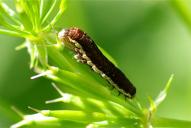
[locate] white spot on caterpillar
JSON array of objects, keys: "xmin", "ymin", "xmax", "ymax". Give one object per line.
[
  {"xmin": 101, "ymin": 73, "xmax": 107, "ymax": 78},
  {"xmin": 76, "ymin": 59, "xmax": 81, "ymax": 63},
  {"xmin": 74, "ymin": 48, "xmax": 79, "ymax": 52},
  {"xmin": 82, "ymin": 54, "xmax": 89, "ymax": 60},
  {"xmin": 74, "ymin": 54, "xmax": 80, "ymax": 59},
  {"xmin": 74, "ymin": 42, "xmax": 82, "ymax": 48},
  {"xmin": 92, "ymin": 65, "xmax": 100, "ymax": 73},
  {"xmin": 87, "ymin": 61, "xmax": 93, "ymax": 66},
  {"xmin": 79, "ymin": 49, "xmax": 84, "ymax": 54}
]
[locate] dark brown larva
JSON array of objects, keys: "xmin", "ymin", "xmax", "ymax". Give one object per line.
[{"xmin": 58, "ymin": 27, "xmax": 136, "ymax": 98}]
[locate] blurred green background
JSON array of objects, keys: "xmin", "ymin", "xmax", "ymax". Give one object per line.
[{"xmin": 0, "ymin": 0, "xmax": 191, "ymax": 127}]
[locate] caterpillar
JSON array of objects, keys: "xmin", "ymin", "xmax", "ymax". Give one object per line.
[{"xmin": 58, "ymin": 27, "xmax": 136, "ymax": 98}]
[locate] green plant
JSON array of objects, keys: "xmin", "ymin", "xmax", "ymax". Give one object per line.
[{"xmin": 0, "ymin": 0, "xmax": 191, "ymax": 128}]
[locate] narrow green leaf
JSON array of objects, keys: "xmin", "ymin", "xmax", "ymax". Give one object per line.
[
  {"xmin": 15, "ymin": 41, "xmax": 27, "ymax": 51},
  {"xmin": 10, "ymin": 113, "xmax": 60, "ymax": 128},
  {"xmin": 154, "ymin": 74, "xmax": 174, "ymax": 107},
  {"xmin": 40, "ymin": 110, "xmax": 107, "ymax": 123},
  {"xmin": 41, "ymin": 0, "xmax": 58, "ymax": 25},
  {"xmin": 0, "ymin": 2, "xmax": 22, "ymax": 26},
  {"xmin": 59, "ymin": 0, "xmax": 67, "ymax": 12},
  {"xmin": 43, "ymin": 0, "xmax": 67, "ymax": 32},
  {"xmin": 0, "ymin": 28, "xmax": 24, "ymax": 37},
  {"xmin": 39, "ymin": 0, "xmax": 44, "ymax": 18}
]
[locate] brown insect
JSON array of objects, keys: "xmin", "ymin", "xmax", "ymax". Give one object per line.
[{"xmin": 58, "ymin": 27, "xmax": 136, "ymax": 98}]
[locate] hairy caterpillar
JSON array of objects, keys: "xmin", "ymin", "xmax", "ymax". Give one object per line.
[{"xmin": 58, "ymin": 27, "xmax": 136, "ymax": 98}]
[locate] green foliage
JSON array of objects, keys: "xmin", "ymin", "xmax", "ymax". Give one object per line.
[{"xmin": 0, "ymin": 0, "xmax": 190, "ymax": 128}]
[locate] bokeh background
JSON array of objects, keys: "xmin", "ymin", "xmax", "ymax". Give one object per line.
[{"xmin": 0, "ymin": 0, "xmax": 191, "ymax": 127}]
